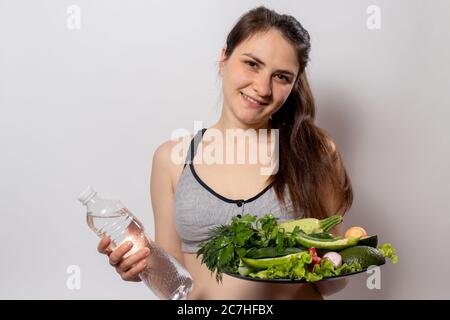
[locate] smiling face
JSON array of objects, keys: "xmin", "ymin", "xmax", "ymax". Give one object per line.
[{"xmin": 219, "ymin": 29, "xmax": 300, "ymax": 127}]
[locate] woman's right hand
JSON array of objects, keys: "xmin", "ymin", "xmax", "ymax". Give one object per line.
[{"xmin": 97, "ymin": 236, "xmax": 151, "ymax": 282}]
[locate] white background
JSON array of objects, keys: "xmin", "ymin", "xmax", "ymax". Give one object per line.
[{"xmin": 1, "ymin": 0, "xmax": 449, "ymax": 299}]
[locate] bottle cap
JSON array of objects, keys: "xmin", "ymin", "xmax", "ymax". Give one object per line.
[{"xmin": 77, "ymin": 185, "xmax": 97, "ymax": 205}]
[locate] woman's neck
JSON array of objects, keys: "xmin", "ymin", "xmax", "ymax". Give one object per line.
[
  {"xmin": 210, "ymin": 116, "xmax": 275, "ymax": 148},
  {"xmin": 211, "ymin": 114, "xmax": 272, "ymax": 134}
]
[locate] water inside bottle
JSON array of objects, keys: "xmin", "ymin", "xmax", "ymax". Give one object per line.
[
  {"xmin": 87, "ymin": 208, "xmax": 194, "ymax": 299},
  {"xmin": 87, "ymin": 209, "xmax": 147, "ymax": 256}
]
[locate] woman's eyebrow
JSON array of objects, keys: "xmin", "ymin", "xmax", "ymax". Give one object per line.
[{"xmin": 242, "ymin": 53, "xmax": 296, "ymax": 77}]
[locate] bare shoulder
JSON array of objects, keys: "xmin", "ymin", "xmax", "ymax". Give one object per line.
[
  {"xmin": 325, "ymin": 136, "xmax": 337, "ymax": 154},
  {"xmin": 152, "ymin": 134, "xmax": 194, "ymax": 191},
  {"xmin": 324, "ymin": 136, "xmax": 341, "ymax": 165},
  {"xmin": 322, "ymin": 135, "xmax": 345, "ymax": 174}
]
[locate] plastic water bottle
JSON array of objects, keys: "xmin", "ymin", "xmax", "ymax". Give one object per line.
[{"xmin": 77, "ymin": 186, "xmax": 194, "ymax": 300}]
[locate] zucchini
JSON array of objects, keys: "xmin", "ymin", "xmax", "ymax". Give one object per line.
[
  {"xmin": 278, "ymin": 215, "xmax": 343, "ymax": 234},
  {"xmin": 307, "ymin": 232, "xmax": 339, "ymax": 240},
  {"xmin": 245, "ymin": 247, "xmax": 304, "ymax": 259}
]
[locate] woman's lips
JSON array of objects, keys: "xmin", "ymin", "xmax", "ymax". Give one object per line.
[{"xmin": 240, "ymin": 92, "xmax": 268, "ymax": 108}]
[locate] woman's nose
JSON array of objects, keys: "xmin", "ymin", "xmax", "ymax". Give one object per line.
[{"xmin": 253, "ymin": 74, "xmax": 272, "ymax": 97}]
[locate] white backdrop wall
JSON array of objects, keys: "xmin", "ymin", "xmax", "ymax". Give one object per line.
[{"xmin": 1, "ymin": 0, "xmax": 449, "ymax": 299}]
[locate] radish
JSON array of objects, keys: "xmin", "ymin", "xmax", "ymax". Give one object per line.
[
  {"xmin": 308, "ymin": 247, "xmax": 317, "ymax": 256},
  {"xmin": 322, "ymin": 252, "xmax": 342, "ymax": 268},
  {"xmin": 312, "ymin": 255, "xmax": 322, "ymax": 265}
]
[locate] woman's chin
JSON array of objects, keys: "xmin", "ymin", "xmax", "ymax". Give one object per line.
[
  {"xmin": 237, "ymin": 116, "xmax": 268, "ymax": 127},
  {"xmin": 229, "ymin": 106, "xmax": 270, "ymax": 127}
]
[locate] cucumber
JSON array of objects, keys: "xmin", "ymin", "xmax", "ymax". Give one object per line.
[
  {"xmin": 238, "ymin": 264, "xmax": 253, "ymax": 276},
  {"xmin": 238, "ymin": 259, "xmax": 258, "ymax": 276},
  {"xmin": 245, "ymin": 247, "xmax": 304, "ymax": 259},
  {"xmin": 295, "ymin": 231, "xmax": 360, "ymax": 250}
]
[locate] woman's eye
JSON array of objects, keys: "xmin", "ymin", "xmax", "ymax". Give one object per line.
[
  {"xmin": 244, "ymin": 61, "xmax": 291, "ymax": 83},
  {"xmin": 276, "ymin": 74, "xmax": 290, "ymax": 82},
  {"xmin": 245, "ymin": 61, "xmax": 258, "ymax": 68}
]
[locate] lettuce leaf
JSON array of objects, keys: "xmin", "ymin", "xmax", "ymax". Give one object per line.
[
  {"xmin": 307, "ymin": 259, "xmax": 363, "ymax": 281},
  {"xmin": 248, "ymin": 251, "xmax": 312, "ymax": 280},
  {"xmin": 378, "ymin": 243, "xmax": 399, "ymax": 264},
  {"xmin": 246, "ymin": 251, "xmax": 363, "ymax": 282}
]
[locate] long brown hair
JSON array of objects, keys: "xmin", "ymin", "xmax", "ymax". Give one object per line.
[{"xmin": 222, "ymin": 6, "xmax": 353, "ymax": 219}]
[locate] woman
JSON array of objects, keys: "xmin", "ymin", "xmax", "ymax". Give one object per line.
[{"xmin": 97, "ymin": 6, "xmax": 353, "ymax": 300}]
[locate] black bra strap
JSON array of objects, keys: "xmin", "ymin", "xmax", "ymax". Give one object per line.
[{"xmin": 183, "ymin": 128, "xmax": 207, "ymax": 168}]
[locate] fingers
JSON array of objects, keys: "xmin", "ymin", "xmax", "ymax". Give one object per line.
[
  {"xmin": 97, "ymin": 236, "xmax": 112, "ymax": 255},
  {"xmin": 120, "ymin": 259, "xmax": 148, "ymax": 281},
  {"xmin": 116, "ymin": 248, "xmax": 151, "ymax": 273},
  {"xmin": 109, "ymin": 241, "xmax": 133, "ymax": 266}
]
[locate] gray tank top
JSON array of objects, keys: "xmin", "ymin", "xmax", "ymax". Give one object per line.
[{"xmin": 174, "ymin": 128, "xmax": 300, "ymax": 253}]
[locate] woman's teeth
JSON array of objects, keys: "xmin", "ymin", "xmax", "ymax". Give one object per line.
[{"xmin": 242, "ymin": 93, "xmax": 263, "ymax": 105}]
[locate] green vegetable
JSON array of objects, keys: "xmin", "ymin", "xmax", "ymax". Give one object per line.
[
  {"xmin": 197, "ymin": 214, "xmax": 299, "ymax": 282},
  {"xmin": 339, "ymin": 245, "xmax": 386, "ymax": 268},
  {"xmin": 309, "ymin": 258, "xmax": 363, "ymax": 279},
  {"xmin": 278, "ymin": 215, "xmax": 343, "ymax": 234},
  {"xmin": 197, "ymin": 213, "xmax": 398, "ymax": 284},
  {"xmin": 378, "ymin": 243, "xmax": 398, "ymax": 264},
  {"xmin": 238, "ymin": 260, "xmax": 255, "ymax": 276},
  {"xmin": 245, "ymin": 247, "xmax": 304, "ymax": 259},
  {"xmin": 242, "ymin": 252, "xmax": 308, "ymax": 270},
  {"xmin": 248, "ymin": 251, "xmax": 312, "ymax": 280},
  {"xmin": 358, "ymin": 235, "xmax": 378, "ymax": 248},
  {"xmin": 247, "ymin": 252, "xmax": 363, "ymax": 282},
  {"xmin": 196, "ymin": 214, "xmax": 257, "ymax": 282},
  {"xmin": 307, "ymin": 232, "xmax": 341, "ymax": 240},
  {"xmin": 295, "ymin": 231, "xmax": 360, "ymax": 250}
]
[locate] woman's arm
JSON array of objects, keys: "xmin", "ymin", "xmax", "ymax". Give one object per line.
[
  {"xmin": 96, "ymin": 139, "xmax": 187, "ymax": 282},
  {"xmin": 150, "ymin": 140, "xmax": 186, "ymax": 266}
]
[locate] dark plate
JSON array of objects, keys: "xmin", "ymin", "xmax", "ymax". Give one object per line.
[{"xmin": 224, "ymin": 263, "xmax": 385, "ymax": 283}]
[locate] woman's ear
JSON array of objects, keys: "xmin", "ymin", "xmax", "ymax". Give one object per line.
[{"xmin": 219, "ymin": 47, "xmax": 227, "ymax": 77}]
